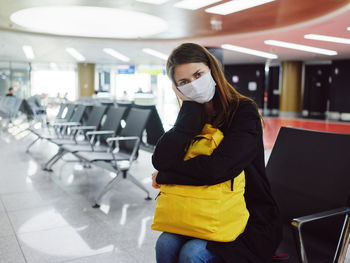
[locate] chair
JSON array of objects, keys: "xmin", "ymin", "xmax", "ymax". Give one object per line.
[
  {"xmin": 48, "ymin": 103, "xmax": 76, "ymax": 126},
  {"xmin": 0, "ymin": 97, "xmax": 23, "ymax": 121},
  {"xmin": 42, "ymin": 106, "xmax": 126, "ymax": 171},
  {"xmin": 73, "ymin": 107, "xmax": 152, "ymax": 207},
  {"xmin": 41, "ymin": 105, "xmax": 107, "ymax": 169},
  {"xmin": 266, "ymin": 127, "xmax": 350, "ymax": 263},
  {"xmin": 50, "ymin": 104, "xmax": 88, "ymax": 138},
  {"xmin": 55, "ymin": 103, "xmax": 68, "ymax": 120},
  {"xmin": 27, "ymin": 104, "xmax": 88, "ymax": 152},
  {"xmin": 26, "ymin": 103, "xmax": 76, "ymax": 151},
  {"xmin": 48, "ymin": 105, "xmax": 107, "ymax": 146},
  {"xmin": 132, "ymin": 104, "xmax": 165, "ymax": 146}
]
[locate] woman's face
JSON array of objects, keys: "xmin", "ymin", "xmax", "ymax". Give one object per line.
[{"xmin": 173, "ymin": 62, "xmax": 210, "ymax": 87}]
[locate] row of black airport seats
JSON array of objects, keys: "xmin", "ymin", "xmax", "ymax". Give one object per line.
[
  {"xmin": 0, "ymin": 96, "xmax": 34, "ymax": 121},
  {"xmin": 26, "ymin": 102, "xmax": 164, "ymax": 207}
]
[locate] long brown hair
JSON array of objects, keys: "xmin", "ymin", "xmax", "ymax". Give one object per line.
[{"xmin": 166, "ymin": 43, "xmax": 262, "ymax": 128}]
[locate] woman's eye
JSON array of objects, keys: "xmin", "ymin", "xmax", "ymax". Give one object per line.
[
  {"xmin": 178, "ymin": 80, "xmax": 187, "ymax": 86},
  {"xmin": 194, "ymin": 72, "xmax": 202, "ymax": 78}
]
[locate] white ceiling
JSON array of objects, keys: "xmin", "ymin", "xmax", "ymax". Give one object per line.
[{"xmin": 1, "ymin": 1, "xmax": 350, "ymax": 65}]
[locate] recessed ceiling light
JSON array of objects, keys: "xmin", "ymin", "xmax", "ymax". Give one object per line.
[
  {"xmin": 205, "ymin": 0, "xmax": 275, "ymax": 15},
  {"xmin": 221, "ymin": 44, "xmax": 278, "ymax": 59},
  {"xmin": 49, "ymin": 62, "xmax": 58, "ymax": 70},
  {"xmin": 136, "ymin": 0, "xmax": 170, "ymax": 4},
  {"xmin": 66, "ymin": 48, "xmax": 85, "ymax": 62},
  {"xmin": 304, "ymin": 34, "xmax": 350, "ymax": 44},
  {"xmin": 142, "ymin": 48, "xmax": 168, "ymax": 60},
  {"xmin": 347, "ymin": 27, "xmax": 350, "ymax": 31},
  {"xmin": 22, "ymin": 45, "xmax": 35, "ymax": 60},
  {"xmin": 175, "ymin": 0, "xmax": 222, "ymax": 10},
  {"xmin": 264, "ymin": 40, "xmax": 337, "ymax": 56},
  {"xmin": 103, "ymin": 48, "xmax": 130, "ymax": 62},
  {"xmin": 10, "ymin": 6, "xmax": 168, "ymax": 38}
]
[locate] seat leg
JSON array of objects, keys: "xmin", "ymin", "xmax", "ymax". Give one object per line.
[
  {"xmin": 43, "ymin": 149, "xmax": 67, "ymax": 171},
  {"xmin": 93, "ymin": 171, "xmax": 123, "ymax": 208},
  {"xmin": 26, "ymin": 137, "xmax": 40, "ymax": 152},
  {"xmin": 127, "ymin": 173, "xmax": 152, "ymax": 200},
  {"xmin": 333, "ymin": 214, "xmax": 350, "ymax": 263},
  {"xmin": 292, "ymin": 225, "xmax": 308, "ymax": 263}
]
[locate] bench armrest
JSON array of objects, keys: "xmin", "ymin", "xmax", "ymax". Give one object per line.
[
  {"xmin": 70, "ymin": 126, "xmax": 97, "ymax": 131},
  {"xmin": 292, "ymin": 207, "xmax": 350, "ymax": 228},
  {"xmin": 106, "ymin": 136, "xmax": 139, "ymax": 142},
  {"xmin": 86, "ymin": 130, "xmax": 115, "ymax": 136},
  {"xmin": 86, "ymin": 130, "xmax": 115, "ymax": 151},
  {"xmin": 291, "ymin": 207, "xmax": 350, "ymax": 263},
  {"xmin": 52, "ymin": 122, "xmax": 81, "ymax": 127},
  {"xmin": 106, "ymin": 136, "xmax": 140, "ymax": 164}
]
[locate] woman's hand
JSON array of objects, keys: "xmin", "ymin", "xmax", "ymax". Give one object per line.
[
  {"xmin": 152, "ymin": 170, "xmax": 161, "ymax": 189},
  {"xmin": 171, "ymin": 84, "xmax": 192, "ymax": 101}
]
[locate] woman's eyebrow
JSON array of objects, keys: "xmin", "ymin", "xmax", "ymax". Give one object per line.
[
  {"xmin": 193, "ymin": 69, "xmax": 201, "ymax": 74},
  {"xmin": 177, "ymin": 77, "xmax": 187, "ymax": 83},
  {"xmin": 176, "ymin": 68, "xmax": 204, "ymax": 83}
]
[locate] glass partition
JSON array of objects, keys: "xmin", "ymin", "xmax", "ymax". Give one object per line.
[{"xmin": 0, "ymin": 61, "xmax": 30, "ymax": 98}]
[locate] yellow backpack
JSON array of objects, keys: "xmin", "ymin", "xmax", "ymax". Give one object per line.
[{"xmin": 151, "ymin": 124, "xmax": 249, "ymax": 242}]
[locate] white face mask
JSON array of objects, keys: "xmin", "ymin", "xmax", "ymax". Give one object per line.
[{"xmin": 177, "ymin": 71, "xmax": 216, "ymax": 104}]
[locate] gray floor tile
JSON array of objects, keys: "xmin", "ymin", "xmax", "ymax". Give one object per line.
[
  {"xmin": 128, "ymin": 243, "xmax": 157, "ymax": 263},
  {"xmin": 7, "ymin": 195, "xmax": 100, "ymax": 234},
  {"xmin": 17, "ymin": 223, "xmax": 132, "ymax": 263},
  {"xmin": 61, "ymin": 250, "xmax": 135, "ymax": 263},
  {"xmin": 0, "ymin": 199, "xmax": 5, "ymax": 212},
  {"xmin": 1, "ymin": 187, "xmax": 77, "ymax": 212},
  {"xmin": 8, "ymin": 206, "xmax": 70, "ymax": 234},
  {"xmin": 0, "ymin": 235, "xmax": 26, "ymax": 263},
  {"xmin": 0, "ymin": 211, "xmax": 15, "ymax": 237}
]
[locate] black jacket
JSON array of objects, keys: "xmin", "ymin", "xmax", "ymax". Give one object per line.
[{"xmin": 152, "ymin": 100, "xmax": 282, "ymax": 263}]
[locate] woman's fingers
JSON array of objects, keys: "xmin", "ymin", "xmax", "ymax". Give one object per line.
[{"xmin": 152, "ymin": 170, "xmax": 161, "ymax": 189}]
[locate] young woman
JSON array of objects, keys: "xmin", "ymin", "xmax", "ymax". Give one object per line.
[{"xmin": 152, "ymin": 43, "xmax": 282, "ymax": 263}]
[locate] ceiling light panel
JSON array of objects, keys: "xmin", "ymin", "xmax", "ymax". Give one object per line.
[
  {"xmin": 304, "ymin": 34, "xmax": 350, "ymax": 44},
  {"xmin": 205, "ymin": 0, "xmax": 275, "ymax": 15},
  {"xmin": 222, "ymin": 44, "xmax": 278, "ymax": 59},
  {"xmin": 264, "ymin": 40, "xmax": 338, "ymax": 56},
  {"xmin": 142, "ymin": 48, "xmax": 168, "ymax": 60},
  {"xmin": 175, "ymin": 0, "xmax": 222, "ymax": 10},
  {"xmin": 66, "ymin": 48, "xmax": 85, "ymax": 61},
  {"xmin": 10, "ymin": 6, "xmax": 168, "ymax": 38},
  {"xmin": 136, "ymin": 0, "xmax": 170, "ymax": 4},
  {"xmin": 103, "ymin": 48, "xmax": 130, "ymax": 62},
  {"xmin": 49, "ymin": 62, "xmax": 58, "ymax": 70},
  {"xmin": 22, "ymin": 45, "xmax": 35, "ymax": 59}
]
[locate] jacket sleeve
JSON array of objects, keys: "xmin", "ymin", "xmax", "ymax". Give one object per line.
[
  {"xmin": 155, "ymin": 101, "xmax": 261, "ymax": 186},
  {"xmin": 152, "ymin": 101, "xmax": 204, "ymax": 171}
]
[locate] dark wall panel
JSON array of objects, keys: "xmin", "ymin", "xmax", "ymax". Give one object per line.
[
  {"xmin": 225, "ymin": 64, "xmax": 265, "ymax": 108},
  {"xmin": 267, "ymin": 66, "xmax": 280, "ymax": 110},
  {"xmin": 330, "ymin": 60, "xmax": 350, "ymax": 113},
  {"xmin": 303, "ymin": 64, "xmax": 331, "ymax": 117}
]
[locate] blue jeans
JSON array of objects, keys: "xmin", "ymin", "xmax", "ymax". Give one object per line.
[{"xmin": 155, "ymin": 232, "xmax": 224, "ymax": 263}]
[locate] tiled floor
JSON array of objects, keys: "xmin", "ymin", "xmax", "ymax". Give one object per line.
[
  {"xmin": 1, "ymin": 119, "xmax": 349, "ymax": 263},
  {"xmin": 0, "ymin": 126, "xmax": 160, "ymax": 263}
]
